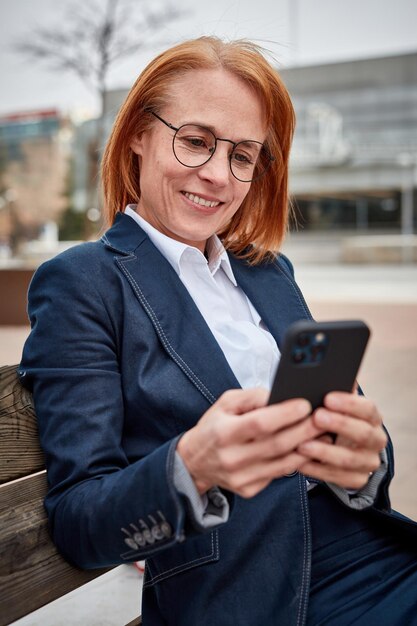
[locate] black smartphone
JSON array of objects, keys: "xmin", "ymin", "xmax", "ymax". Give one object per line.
[{"xmin": 268, "ymin": 320, "xmax": 370, "ymax": 409}]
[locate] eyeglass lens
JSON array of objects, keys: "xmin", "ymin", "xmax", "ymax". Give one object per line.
[{"xmin": 173, "ymin": 124, "xmax": 270, "ymax": 182}]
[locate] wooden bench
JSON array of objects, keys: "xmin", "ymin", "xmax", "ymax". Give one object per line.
[{"xmin": 0, "ymin": 364, "xmax": 141, "ymax": 626}]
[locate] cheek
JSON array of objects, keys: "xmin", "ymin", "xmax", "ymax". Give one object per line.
[
  {"xmin": 154, "ymin": 148, "xmax": 180, "ymax": 178},
  {"xmin": 142, "ymin": 161, "xmax": 184, "ymax": 206},
  {"xmin": 141, "ymin": 155, "xmax": 165, "ymax": 190}
]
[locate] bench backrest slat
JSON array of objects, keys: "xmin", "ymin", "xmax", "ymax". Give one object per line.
[
  {"xmin": 0, "ymin": 471, "xmax": 112, "ymax": 625},
  {"xmin": 0, "ymin": 365, "xmax": 44, "ymax": 484}
]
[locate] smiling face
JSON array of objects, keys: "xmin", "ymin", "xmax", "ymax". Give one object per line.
[{"xmin": 130, "ymin": 68, "xmax": 267, "ymax": 252}]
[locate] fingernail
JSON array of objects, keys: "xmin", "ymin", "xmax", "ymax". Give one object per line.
[
  {"xmin": 315, "ymin": 409, "xmax": 331, "ymax": 426},
  {"xmin": 298, "ymin": 399, "xmax": 312, "ymax": 414},
  {"xmin": 325, "ymin": 394, "xmax": 342, "ymax": 409},
  {"xmin": 299, "ymin": 441, "xmax": 315, "ymax": 452}
]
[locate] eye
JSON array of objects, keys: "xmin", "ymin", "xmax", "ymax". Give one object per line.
[
  {"xmin": 231, "ymin": 141, "xmax": 261, "ymax": 167},
  {"xmin": 188, "ymin": 137, "xmax": 207, "ymax": 148},
  {"xmin": 175, "ymin": 124, "xmax": 214, "ymax": 152},
  {"xmin": 177, "ymin": 134, "xmax": 211, "ymax": 153},
  {"xmin": 232, "ymin": 151, "xmax": 253, "ymax": 165}
]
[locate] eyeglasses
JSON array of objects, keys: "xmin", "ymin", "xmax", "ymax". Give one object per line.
[{"xmin": 147, "ymin": 110, "xmax": 274, "ymax": 183}]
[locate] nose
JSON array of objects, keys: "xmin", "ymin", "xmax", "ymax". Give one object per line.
[{"xmin": 198, "ymin": 144, "xmax": 231, "ymax": 187}]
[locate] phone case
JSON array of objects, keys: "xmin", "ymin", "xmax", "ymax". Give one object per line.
[{"xmin": 268, "ymin": 320, "xmax": 370, "ymax": 409}]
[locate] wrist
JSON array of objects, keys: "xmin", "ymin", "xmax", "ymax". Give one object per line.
[{"xmin": 177, "ymin": 431, "xmax": 212, "ymax": 495}]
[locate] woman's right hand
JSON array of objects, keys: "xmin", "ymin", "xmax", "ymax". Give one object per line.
[{"xmin": 176, "ymin": 388, "xmax": 323, "ymax": 498}]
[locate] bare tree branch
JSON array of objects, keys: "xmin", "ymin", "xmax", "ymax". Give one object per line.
[
  {"xmin": 12, "ymin": 0, "xmax": 190, "ymax": 211},
  {"xmin": 13, "ymin": 0, "xmax": 190, "ymax": 113}
]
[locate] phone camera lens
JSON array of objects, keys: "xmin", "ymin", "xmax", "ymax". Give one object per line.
[
  {"xmin": 292, "ymin": 349, "xmax": 306, "ymax": 363},
  {"xmin": 310, "ymin": 344, "xmax": 325, "ymax": 362},
  {"xmin": 297, "ymin": 333, "xmax": 310, "ymax": 347}
]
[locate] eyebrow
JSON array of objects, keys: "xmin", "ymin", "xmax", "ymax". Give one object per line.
[
  {"xmin": 183, "ymin": 120, "xmax": 263, "ymax": 145},
  {"xmin": 183, "ymin": 119, "xmax": 217, "ymax": 132}
]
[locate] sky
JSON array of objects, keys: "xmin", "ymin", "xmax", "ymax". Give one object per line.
[{"xmin": 0, "ymin": 0, "xmax": 416, "ymax": 118}]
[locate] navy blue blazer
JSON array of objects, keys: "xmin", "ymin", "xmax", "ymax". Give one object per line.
[{"xmin": 20, "ymin": 212, "xmax": 417, "ymax": 625}]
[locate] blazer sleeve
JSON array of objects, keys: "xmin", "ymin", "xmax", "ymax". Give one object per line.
[{"xmin": 19, "ymin": 252, "xmax": 215, "ymax": 569}]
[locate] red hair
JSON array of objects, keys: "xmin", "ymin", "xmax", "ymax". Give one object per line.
[{"xmin": 101, "ymin": 37, "xmax": 295, "ymax": 264}]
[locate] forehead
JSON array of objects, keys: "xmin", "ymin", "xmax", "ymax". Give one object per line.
[{"xmin": 163, "ymin": 68, "xmax": 267, "ymax": 141}]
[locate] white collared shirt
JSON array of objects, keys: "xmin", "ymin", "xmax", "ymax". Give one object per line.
[{"xmin": 125, "ymin": 205, "xmax": 280, "ymax": 389}]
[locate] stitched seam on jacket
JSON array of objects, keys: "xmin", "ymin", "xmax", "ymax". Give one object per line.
[
  {"xmin": 143, "ymin": 530, "xmax": 219, "ymax": 587},
  {"xmin": 117, "ymin": 259, "xmax": 216, "ymax": 404},
  {"xmin": 297, "ymin": 474, "xmax": 311, "ymax": 626},
  {"xmin": 271, "ymin": 259, "xmax": 313, "ymax": 320},
  {"xmin": 101, "ymin": 234, "xmax": 132, "ymax": 255}
]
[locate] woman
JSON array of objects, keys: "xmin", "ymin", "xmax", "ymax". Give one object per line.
[{"xmin": 20, "ymin": 37, "xmax": 417, "ymax": 625}]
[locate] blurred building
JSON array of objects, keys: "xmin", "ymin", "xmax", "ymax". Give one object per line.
[
  {"xmin": 72, "ymin": 89, "xmax": 127, "ymax": 212},
  {"xmin": 1, "ymin": 54, "xmax": 415, "ymax": 244},
  {"xmin": 0, "ymin": 109, "xmax": 71, "ymax": 251},
  {"xmin": 70, "ymin": 52, "xmax": 417, "ymax": 236},
  {"xmin": 282, "ymin": 51, "xmax": 417, "ymax": 233}
]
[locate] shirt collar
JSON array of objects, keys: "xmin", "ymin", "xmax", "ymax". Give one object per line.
[
  {"xmin": 124, "ymin": 205, "xmax": 237, "ymax": 286},
  {"xmin": 205, "ymin": 236, "xmax": 237, "ymax": 285}
]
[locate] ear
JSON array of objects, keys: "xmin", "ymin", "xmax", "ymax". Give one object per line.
[{"xmin": 130, "ymin": 135, "xmax": 144, "ymax": 156}]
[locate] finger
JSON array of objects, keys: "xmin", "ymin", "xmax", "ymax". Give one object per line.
[
  {"xmin": 202, "ymin": 388, "xmax": 273, "ymax": 447},
  {"xmin": 219, "ymin": 416, "xmax": 323, "ymax": 470},
  {"xmin": 232, "ymin": 398, "xmax": 312, "ymax": 443},
  {"xmin": 220, "ymin": 451, "xmax": 308, "ymax": 496},
  {"xmin": 215, "ymin": 397, "xmax": 312, "ymax": 446},
  {"xmin": 297, "ymin": 439, "xmax": 382, "ymax": 473},
  {"xmin": 250, "ymin": 415, "xmax": 323, "ymax": 460},
  {"xmin": 218, "ymin": 387, "xmax": 270, "ymax": 414},
  {"xmin": 230, "ymin": 478, "xmax": 271, "ymax": 499},
  {"xmin": 324, "ymin": 392, "xmax": 382, "ymax": 426},
  {"xmin": 299, "ymin": 460, "xmax": 372, "ymax": 491},
  {"xmin": 313, "ymin": 408, "xmax": 388, "ymax": 451}
]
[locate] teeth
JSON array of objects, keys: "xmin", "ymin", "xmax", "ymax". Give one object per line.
[{"xmin": 184, "ymin": 192, "xmax": 220, "ymax": 208}]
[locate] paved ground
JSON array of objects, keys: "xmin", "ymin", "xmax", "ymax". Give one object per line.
[{"xmin": 2, "ymin": 261, "xmax": 417, "ymax": 625}]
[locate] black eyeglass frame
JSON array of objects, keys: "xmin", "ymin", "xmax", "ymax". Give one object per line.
[{"xmin": 146, "ymin": 109, "xmax": 275, "ymax": 183}]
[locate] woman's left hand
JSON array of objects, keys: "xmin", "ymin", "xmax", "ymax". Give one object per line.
[{"xmin": 297, "ymin": 392, "xmax": 388, "ymax": 490}]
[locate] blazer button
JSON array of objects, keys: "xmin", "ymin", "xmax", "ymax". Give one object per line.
[
  {"xmin": 133, "ymin": 532, "xmax": 146, "ymax": 547},
  {"xmin": 151, "ymin": 525, "xmax": 164, "ymax": 541},
  {"xmin": 142, "ymin": 528, "xmax": 155, "ymax": 544},
  {"xmin": 124, "ymin": 537, "xmax": 138, "ymax": 550},
  {"xmin": 160, "ymin": 521, "xmax": 173, "ymax": 538}
]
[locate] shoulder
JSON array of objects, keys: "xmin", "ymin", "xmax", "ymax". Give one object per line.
[
  {"xmin": 228, "ymin": 249, "xmax": 297, "ymax": 284},
  {"xmin": 273, "ymin": 253, "xmax": 295, "ymax": 278},
  {"xmin": 27, "ymin": 240, "xmax": 117, "ymax": 316},
  {"xmin": 36, "ymin": 239, "xmax": 105, "ymax": 271},
  {"xmin": 30, "ymin": 240, "xmax": 111, "ymax": 286},
  {"xmin": 228, "ymin": 247, "xmax": 295, "ymax": 277}
]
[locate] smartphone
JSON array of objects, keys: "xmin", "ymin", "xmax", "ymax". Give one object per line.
[{"xmin": 268, "ymin": 320, "xmax": 370, "ymax": 409}]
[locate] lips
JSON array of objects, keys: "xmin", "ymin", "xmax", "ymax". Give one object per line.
[{"xmin": 182, "ymin": 191, "xmax": 222, "ymax": 208}]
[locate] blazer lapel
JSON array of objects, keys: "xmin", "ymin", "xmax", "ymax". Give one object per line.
[
  {"xmin": 228, "ymin": 254, "xmax": 313, "ymax": 349},
  {"xmin": 103, "ymin": 214, "xmax": 240, "ymax": 405}
]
